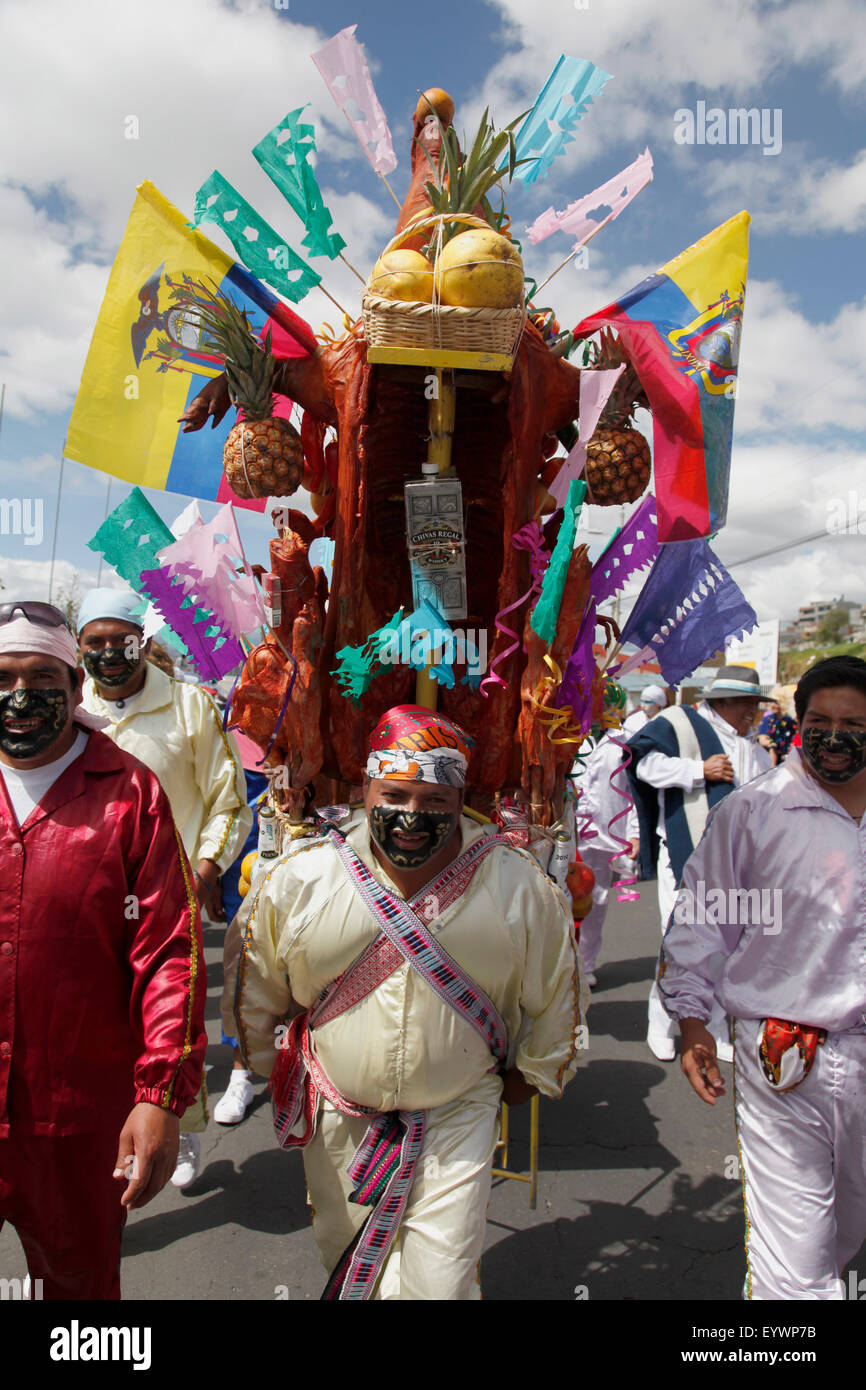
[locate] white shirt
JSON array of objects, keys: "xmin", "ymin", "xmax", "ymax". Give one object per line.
[
  {"xmin": 660, "ymin": 748, "xmax": 866, "ymax": 1031},
  {"xmin": 0, "ymin": 729, "xmax": 88, "ymax": 826},
  {"xmin": 82, "ymin": 664, "xmax": 251, "ymax": 870},
  {"xmin": 636, "ymin": 700, "xmax": 771, "ymax": 839}
]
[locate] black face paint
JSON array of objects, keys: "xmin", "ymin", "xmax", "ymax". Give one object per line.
[
  {"xmin": 82, "ymin": 646, "xmax": 140, "ymax": 688},
  {"xmin": 0, "ymin": 686, "xmax": 70, "ymax": 759},
  {"xmin": 369, "ymin": 805, "xmax": 457, "ymax": 869},
  {"xmin": 801, "ymin": 727, "xmax": 866, "ymax": 784}
]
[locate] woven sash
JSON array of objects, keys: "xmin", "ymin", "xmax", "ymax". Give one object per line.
[{"xmin": 268, "ymin": 826, "xmax": 509, "ymax": 1300}]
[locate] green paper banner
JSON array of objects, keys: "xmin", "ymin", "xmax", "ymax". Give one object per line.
[
  {"xmin": 530, "ymin": 480, "xmax": 587, "ymax": 645},
  {"xmin": 191, "ymin": 171, "xmax": 321, "ymax": 304},
  {"xmin": 253, "ymin": 107, "xmax": 346, "ymax": 261}
]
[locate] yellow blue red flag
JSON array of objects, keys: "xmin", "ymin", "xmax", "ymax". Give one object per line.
[
  {"xmin": 573, "ymin": 210, "xmax": 749, "ymax": 542},
  {"xmin": 66, "ymin": 181, "xmax": 317, "ymax": 509}
]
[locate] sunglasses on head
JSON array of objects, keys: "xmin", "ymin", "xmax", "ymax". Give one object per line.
[{"xmin": 0, "ymin": 601, "xmax": 73, "ymax": 633}]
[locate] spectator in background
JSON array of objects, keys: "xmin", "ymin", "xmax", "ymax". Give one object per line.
[
  {"xmin": 757, "ymin": 695, "xmax": 797, "ymax": 765},
  {"xmin": 78, "ymin": 588, "xmax": 251, "ymax": 1188},
  {"xmin": 622, "ymin": 684, "xmax": 668, "ymax": 737}
]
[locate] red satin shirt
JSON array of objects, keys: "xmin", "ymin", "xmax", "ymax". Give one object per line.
[{"xmin": 0, "ymin": 730, "xmax": 206, "ymax": 1137}]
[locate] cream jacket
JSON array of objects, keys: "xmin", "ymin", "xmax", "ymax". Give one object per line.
[
  {"xmin": 83, "ymin": 664, "xmax": 251, "ymax": 872},
  {"xmin": 230, "ymin": 811, "xmax": 587, "ymax": 1112}
]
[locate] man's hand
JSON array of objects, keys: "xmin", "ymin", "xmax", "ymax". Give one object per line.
[
  {"xmin": 626, "ymin": 836, "xmax": 640, "ymax": 860},
  {"xmin": 178, "ymin": 375, "xmax": 230, "ymax": 433},
  {"xmin": 680, "ymin": 1018, "xmax": 726, "ymax": 1105},
  {"xmin": 703, "ymin": 754, "xmax": 734, "ymax": 783},
  {"xmin": 501, "ymin": 1067, "xmax": 538, "ymax": 1107},
  {"xmin": 195, "ymin": 858, "xmax": 224, "ymax": 921},
  {"xmin": 113, "ymin": 1103, "xmax": 180, "ymax": 1209}
]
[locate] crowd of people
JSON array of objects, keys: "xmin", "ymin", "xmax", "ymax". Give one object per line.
[{"xmin": 0, "ymin": 592, "xmax": 863, "ymax": 1301}]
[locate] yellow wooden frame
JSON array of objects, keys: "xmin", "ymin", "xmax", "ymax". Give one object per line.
[
  {"xmin": 366, "ymin": 345, "xmax": 513, "ymax": 373},
  {"xmin": 491, "ymin": 1095, "xmax": 540, "ymax": 1209}
]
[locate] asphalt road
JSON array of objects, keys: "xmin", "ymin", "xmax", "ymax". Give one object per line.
[{"xmin": 3, "ymin": 882, "xmax": 864, "ymax": 1303}]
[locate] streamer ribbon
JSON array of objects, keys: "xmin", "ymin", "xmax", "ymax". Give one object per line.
[
  {"xmin": 480, "ymin": 521, "xmax": 550, "ymax": 696},
  {"xmin": 606, "ymin": 735, "xmax": 640, "ymax": 902}
]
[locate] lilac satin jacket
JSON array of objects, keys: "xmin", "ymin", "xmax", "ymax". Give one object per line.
[{"xmin": 659, "ymin": 748, "xmax": 866, "ymax": 1031}]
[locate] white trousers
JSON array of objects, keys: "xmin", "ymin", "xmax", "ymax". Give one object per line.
[
  {"xmin": 734, "ymin": 1019, "xmax": 866, "ymax": 1300},
  {"xmin": 577, "ymin": 845, "xmax": 614, "ymax": 975},
  {"xmin": 648, "ymin": 841, "xmax": 728, "ymax": 1045},
  {"xmin": 304, "ymin": 1076, "xmax": 501, "ymax": 1300}
]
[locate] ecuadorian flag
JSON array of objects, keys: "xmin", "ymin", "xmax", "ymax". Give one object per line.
[
  {"xmin": 574, "ymin": 210, "xmax": 749, "ymax": 543},
  {"xmin": 67, "ymin": 181, "xmax": 317, "ymax": 510}
]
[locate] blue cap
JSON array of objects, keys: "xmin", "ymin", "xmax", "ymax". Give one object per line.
[{"xmin": 77, "ymin": 587, "xmax": 145, "ymax": 635}]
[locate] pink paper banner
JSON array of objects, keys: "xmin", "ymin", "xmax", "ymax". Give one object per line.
[
  {"xmin": 156, "ymin": 502, "xmax": 265, "ymax": 638},
  {"xmin": 311, "ymin": 25, "xmax": 397, "ymax": 176},
  {"xmin": 526, "ymin": 148, "xmax": 653, "ymax": 248},
  {"xmin": 550, "ymin": 365, "xmax": 625, "ymax": 507}
]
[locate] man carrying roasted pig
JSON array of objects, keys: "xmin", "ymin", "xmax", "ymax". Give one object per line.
[{"xmin": 227, "ymin": 703, "xmax": 586, "ymax": 1300}]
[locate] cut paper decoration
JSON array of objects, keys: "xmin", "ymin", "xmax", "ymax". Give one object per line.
[
  {"xmin": 311, "ymin": 25, "xmax": 397, "ymax": 176},
  {"xmin": 332, "ymin": 609, "xmax": 405, "ymax": 703},
  {"xmin": 589, "ymin": 494, "xmax": 659, "ymax": 606},
  {"xmin": 191, "ymin": 171, "xmax": 321, "ymax": 304},
  {"xmin": 332, "ymin": 602, "xmax": 483, "ymax": 704},
  {"xmin": 526, "ymin": 148, "xmax": 653, "ymax": 247},
  {"xmin": 138, "ymin": 566, "xmax": 244, "ymax": 681},
  {"xmin": 509, "ymin": 56, "xmax": 613, "ymax": 185},
  {"xmin": 555, "ymin": 600, "xmax": 597, "ymax": 734},
  {"xmin": 66, "ymin": 181, "xmax": 316, "ymax": 510},
  {"xmin": 531, "ymin": 480, "xmax": 587, "ymax": 644},
  {"xmin": 550, "ymin": 366, "xmax": 624, "ymax": 507},
  {"xmin": 613, "ymin": 539, "xmax": 758, "ymax": 687},
  {"xmin": 141, "ymin": 499, "xmax": 203, "ymax": 644},
  {"xmin": 481, "ymin": 521, "xmax": 550, "ymax": 696},
  {"xmin": 573, "ymin": 210, "xmax": 750, "ymax": 543},
  {"xmin": 252, "ymin": 107, "xmax": 347, "ymax": 261},
  {"xmin": 86, "ymin": 487, "xmax": 241, "ymax": 680},
  {"xmin": 155, "ymin": 501, "xmax": 266, "ymax": 638}
]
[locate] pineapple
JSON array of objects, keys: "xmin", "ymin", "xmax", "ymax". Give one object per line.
[
  {"xmin": 584, "ymin": 329, "xmax": 652, "ymax": 506},
  {"xmin": 178, "ymin": 284, "xmax": 303, "ymax": 500}
]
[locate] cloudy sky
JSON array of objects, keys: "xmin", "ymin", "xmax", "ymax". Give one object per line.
[{"xmin": 0, "ymin": 0, "xmax": 864, "ymax": 630}]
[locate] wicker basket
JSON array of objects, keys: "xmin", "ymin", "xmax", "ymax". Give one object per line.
[{"xmin": 363, "ymin": 213, "xmax": 526, "ymax": 359}]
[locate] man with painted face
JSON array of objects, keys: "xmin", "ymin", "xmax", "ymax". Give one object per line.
[
  {"xmin": 660, "ymin": 656, "xmax": 866, "ymax": 1299},
  {"xmin": 228, "ymin": 704, "xmax": 584, "ymax": 1300},
  {"xmin": 0, "ymin": 602, "xmax": 205, "ymax": 1298},
  {"xmin": 79, "ymin": 588, "xmax": 252, "ymax": 1183}
]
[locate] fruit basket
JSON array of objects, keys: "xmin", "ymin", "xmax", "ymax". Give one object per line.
[{"xmin": 362, "ymin": 213, "xmax": 526, "ymax": 360}]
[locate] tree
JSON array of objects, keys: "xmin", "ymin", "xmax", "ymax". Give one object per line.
[{"xmin": 817, "ymin": 606, "xmax": 850, "ymax": 645}]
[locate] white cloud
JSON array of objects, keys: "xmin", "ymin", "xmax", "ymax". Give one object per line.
[
  {"xmin": 0, "ymin": 555, "xmax": 116, "ymax": 604},
  {"xmin": 702, "ymin": 148, "xmax": 866, "ymax": 235}
]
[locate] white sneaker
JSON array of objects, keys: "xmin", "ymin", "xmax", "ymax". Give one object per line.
[
  {"xmin": 714, "ymin": 1039, "xmax": 734, "ymax": 1065},
  {"xmin": 647, "ymin": 1032, "xmax": 676, "ymax": 1062},
  {"xmin": 171, "ymin": 1133, "xmax": 201, "ymax": 1188},
  {"xmin": 213, "ymin": 1071, "xmax": 254, "ymax": 1125}
]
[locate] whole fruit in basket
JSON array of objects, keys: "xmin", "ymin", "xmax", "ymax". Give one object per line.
[
  {"xmin": 177, "ymin": 283, "xmax": 303, "ymax": 499},
  {"xmin": 583, "ymin": 329, "xmax": 652, "ymax": 506},
  {"xmin": 435, "ymin": 227, "xmax": 524, "ymax": 308},
  {"xmin": 369, "ymin": 249, "xmax": 434, "ymax": 303}
]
